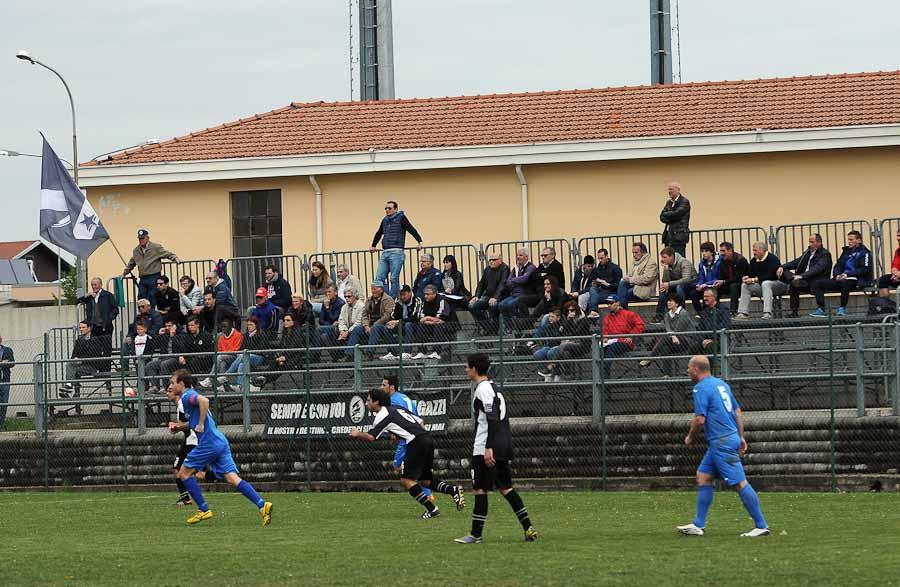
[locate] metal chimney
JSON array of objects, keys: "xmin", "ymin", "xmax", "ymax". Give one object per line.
[
  {"xmin": 359, "ymin": 0, "xmax": 395, "ymax": 100},
  {"xmin": 650, "ymin": 0, "xmax": 673, "ymax": 85}
]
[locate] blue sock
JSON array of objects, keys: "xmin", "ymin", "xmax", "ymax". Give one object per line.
[
  {"xmin": 739, "ymin": 484, "xmax": 767, "ymax": 529},
  {"xmin": 693, "ymin": 484, "xmax": 714, "ymax": 528},
  {"xmin": 182, "ymin": 476, "xmax": 208, "ymax": 512},
  {"xmin": 422, "ymin": 487, "xmax": 432, "ymax": 498},
  {"xmin": 237, "ymin": 479, "xmax": 265, "ymax": 509}
]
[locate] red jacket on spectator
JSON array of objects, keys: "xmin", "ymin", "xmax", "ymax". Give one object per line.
[
  {"xmin": 892, "ymin": 247, "xmax": 900, "ymax": 272},
  {"xmin": 602, "ymin": 309, "xmax": 645, "ymax": 350}
]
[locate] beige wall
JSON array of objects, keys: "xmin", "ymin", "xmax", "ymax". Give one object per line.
[{"xmin": 85, "ymin": 146, "xmax": 900, "ymax": 279}]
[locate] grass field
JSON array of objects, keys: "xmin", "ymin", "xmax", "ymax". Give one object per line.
[{"xmin": 2, "ymin": 490, "xmax": 897, "ymax": 586}]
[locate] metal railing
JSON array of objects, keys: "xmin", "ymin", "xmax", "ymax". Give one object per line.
[
  {"xmin": 775, "ymin": 219, "xmax": 878, "ymax": 274},
  {"xmin": 226, "ymin": 255, "xmax": 305, "ymax": 312}
]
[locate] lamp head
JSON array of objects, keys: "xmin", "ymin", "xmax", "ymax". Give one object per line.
[{"xmin": 16, "ymin": 50, "xmax": 34, "ymax": 63}]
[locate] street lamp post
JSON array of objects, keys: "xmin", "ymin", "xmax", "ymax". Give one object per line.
[
  {"xmin": 0, "ymin": 149, "xmax": 72, "ymax": 168},
  {"xmin": 17, "ymin": 49, "xmax": 86, "ymax": 297}
]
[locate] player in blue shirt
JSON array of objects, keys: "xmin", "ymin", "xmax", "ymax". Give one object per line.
[
  {"xmin": 677, "ymin": 355, "xmax": 770, "ymax": 537},
  {"xmin": 167, "ymin": 369, "xmax": 273, "ymax": 526}
]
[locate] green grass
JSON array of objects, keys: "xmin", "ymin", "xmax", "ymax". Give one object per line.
[
  {"xmin": 0, "ymin": 417, "xmax": 35, "ymax": 431},
  {"xmin": 1, "ymin": 491, "xmax": 897, "ymax": 586}
]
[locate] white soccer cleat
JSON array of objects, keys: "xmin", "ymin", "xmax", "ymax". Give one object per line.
[
  {"xmin": 676, "ymin": 523, "xmax": 705, "ymax": 536},
  {"xmin": 380, "ymin": 352, "xmax": 397, "ymax": 361},
  {"xmin": 740, "ymin": 527, "xmax": 770, "ymax": 537}
]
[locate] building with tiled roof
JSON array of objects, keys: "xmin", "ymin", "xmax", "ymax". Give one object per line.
[{"xmin": 80, "ymin": 71, "xmax": 900, "ymax": 286}]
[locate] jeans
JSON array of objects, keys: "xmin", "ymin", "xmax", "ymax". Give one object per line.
[
  {"xmin": 138, "ymin": 273, "xmax": 161, "ymax": 309},
  {"xmin": 226, "ymin": 353, "xmax": 264, "ymax": 388},
  {"xmin": 498, "ymin": 296, "xmax": 522, "ymax": 318},
  {"xmin": 616, "ymin": 281, "xmax": 637, "ymax": 309},
  {"xmin": 599, "ymin": 341, "xmax": 631, "ymax": 379},
  {"xmin": 375, "ymin": 249, "xmax": 405, "ymax": 299},
  {"xmin": 656, "ymin": 284, "xmax": 693, "ymax": 315},
  {"xmin": 368, "ymin": 323, "xmax": 412, "ymax": 351},
  {"xmin": 588, "ymin": 285, "xmax": 619, "ymax": 312},
  {"xmin": 145, "ymin": 357, "xmax": 179, "ymax": 389},
  {"xmin": 738, "ymin": 280, "xmax": 789, "ymax": 315},
  {"xmin": 533, "ymin": 345, "xmax": 563, "ymax": 361},
  {"xmin": 0, "ymin": 381, "xmax": 10, "ymax": 426},
  {"xmin": 311, "ymin": 302, "xmax": 323, "ymax": 315},
  {"xmin": 216, "ymin": 355, "xmax": 237, "ymax": 377},
  {"xmin": 469, "ymin": 296, "xmax": 498, "ymax": 321},
  {"xmin": 345, "ymin": 327, "xmax": 369, "ymax": 357},
  {"xmin": 812, "ymin": 278, "xmax": 858, "ymax": 310}
]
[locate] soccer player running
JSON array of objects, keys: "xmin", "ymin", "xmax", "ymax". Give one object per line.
[
  {"xmin": 166, "ymin": 369, "xmax": 273, "ymax": 526},
  {"xmin": 456, "ymin": 353, "xmax": 537, "ymax": 544},
  {"xmin": 380, "ymin": 375, "xmax": 464, "ymax": 510},
  {"xmin": 349, "ymin": 387, "xmax": 461, "ymax": 519},
  {"xmin": 677, "ymin": 355, "xmax": 770, "ymax": 537},
  {"xmin": 167, "ymin": 384, "xmax": 199, "ymax": 506}
]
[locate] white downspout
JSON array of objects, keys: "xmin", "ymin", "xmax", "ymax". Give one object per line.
[
  {"xmin": 515, "ymin": 164, "xmax": 528, "ymax": 240},
  {"xmin": 309, "ymin": 175, "xmax": 323, "ymax": 253}
]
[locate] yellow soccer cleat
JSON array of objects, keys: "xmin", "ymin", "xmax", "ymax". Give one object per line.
[
  {"xmin": 260, "ymin": 501, "xmax": 273, "ymax": 526},
  {"xmin": 187, "ymin": 510, "xmax": 213, "ymax": 525}
]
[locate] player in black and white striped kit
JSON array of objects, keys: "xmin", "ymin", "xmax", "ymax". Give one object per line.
[
  {"xmin": 455, "ymin": 352, "xmax": 537, "ymax": 544},
  {"xmin": 349, "ymin": 387, "xmax": 464, "ymax": 519},
  {"xmin": 167, "ymin": 384, "xmax": 198, "ymax": 506}
]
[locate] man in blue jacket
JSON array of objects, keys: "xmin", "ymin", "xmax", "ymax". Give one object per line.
[
  {"xmin": 413, "ymin": 253, "xmax": 442, "ymax": 300},
  {"xmin": 371, "ymin": 200, "xmax": 424, "ymax": 299},
  {"xmin": 0, "ymin": 334, "xmax": 14, "ymax": 428},
  {"xmin": 810, "ymin": 230, "xmax": 873, "ymax": 317}
]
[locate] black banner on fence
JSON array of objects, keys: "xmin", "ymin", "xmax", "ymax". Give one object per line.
[{"xmin": 263, "ymin": 392, "xmax": 450, "ymax": 437}]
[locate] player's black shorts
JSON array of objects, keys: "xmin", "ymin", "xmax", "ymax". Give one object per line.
[
  {"xmin": 471, "ymin": 455, "xmax": 513, "ymax": 491},
  {"xmin": 402, "ymin": 435, "xmax": 434, "ymax": 482},
  {"xmin": 173, "ymin": 443, "xmax": 195, "ymax": 470}
]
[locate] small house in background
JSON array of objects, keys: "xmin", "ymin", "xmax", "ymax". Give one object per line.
[{"xmin": 0, "ymin": 240, "xmax": 75, "ymax": 305}]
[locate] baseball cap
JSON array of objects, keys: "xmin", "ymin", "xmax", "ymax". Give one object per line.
[
  {"xmin": 399, "ymin": 285, "xmax": 412, "ymax": 294},
  {"xmin": 137, "ymin": 229, "xmax": 149, "ymax": 238},
  {"xmin": 255, "ymin": 287, "xmax": 268, "ymax": 298}
]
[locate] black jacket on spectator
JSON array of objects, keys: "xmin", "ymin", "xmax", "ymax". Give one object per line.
[
  {"xmin": 287, "ymin": 300, "xmax": 316, "ymax": 329},
  {"xmin": 128, "ymin": 310, "xmax": 163, "ymax": 339},
  {"xmin": 558, "ymin": 316, "xmax": 592, "ymax": 355},
  {"xmin": 267, "ymin": 274, "xmax": 293, "ymax": 310},
  {"xmin": 782, "ymin": 247, "xmax": 833, "ymax": 281},
  {"xmin": 422, "ymin": 297, "xmax": 455, "ymax": 322},
  {"xmin": 71, "ymin": 334, "xmax": 111, "ymax": 361},
  {"xmin": 571, "ymin": 267, "xmax": 593, "ymax": 295},
  {"xmin": 391, "ymin": 296, "xmax": 424, "ymax": 322},
  {"xmin": 0, "ymin": 344, "xmax": 13, "ymax": 381},
  {"xmin": 473, "ymin": 263, "xmax": 510, "ymax": 299},
  {"xmin": 532, "ymin": 288, "xmax": 566, "ymax": 317},
  {"xmin": 244, "ymin": 329, "xmax": 274, "ymax": 366},
  {"xmin": 588, "ymin": 262, "xmax": 623, "ymax": 289},
  {"xmin": 77, "ymin": 290, "xmax": 119, "ymax": 330},
  {"xmin": 660, "ymin": 195, "xmax": 691, "ymax": 247},
  {"xmin": 698, "ymin": 304, "xmax": 732, "ymax": 335},
  {"xmin": 719, "ymin": 253, "xmax": 750, "ymax": 286},
  {"xmin": 440, "ymin": 270, "xmax": 471, "ymax": 299},
  {"xmin": 833, "ymin": 244, "xmax": 874, "ymax": 286},
  {"xmin": 277, "ymin": 326, "xmax": 306, "ymax": 369},
  {"xmin": 154, "ymin": 287, "xmax": 182, "ymax": 320},
  {"xmin": 747, "ymin": 253, "xmax": 782, "ymax": 282},
  {"xmin": 530, "ymin": 260, "xmax": 566, "ymax": 296},
  {"xmin": 199, "ymin": 306, "xmax": 217, "ymax": 334},
  {"xmin": 150, "ymin": 332, "xmax": 181, "ymax": 357},
  {"xmin": 179, "ymin": 331, "xmax": 215, "ymax": 374}
]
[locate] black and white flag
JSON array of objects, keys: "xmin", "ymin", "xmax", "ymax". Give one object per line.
[{"xmin": 39, "ymin": 136, "xmax": 108, "ymax": 258}]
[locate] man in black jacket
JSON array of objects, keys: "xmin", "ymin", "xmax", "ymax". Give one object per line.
[
  {"xmin": 696, "ymin": 289, "xmax": 731, "ymax": 352},
  {"xmin": 469, "ymin": 253, "xmax": 510, "ymax": 322},
  {"xmin": 177, "ymin": 317, "xmax": 215, "ymax": 376},
  {"xmin": 716, "ymin": 242, "xmax": 749, "ymax": 316},
  {"xmin": 519, "ymin": 247, "xmax": 566, "ymax": 313},
  {"xmin": 0, "ymin": 333, "xmax": 13, "ymax": 427},
  {"xmin": 809, "ymin": 230, "xmax": 873, "ymax": 317},
  {"xmin": 154, "ymin": 275, "xmax": 183, "ymax": 328},
  {"xmin": 77, "ymin": 277, "xmax": 119, "ymax": 337},
  {"xmin": 264, "ymin": 264, "xmax": 293, "ymax": 312},
  {"xmin": 145, "ymin": 318, "xmax": 183, "ymax": 392},
  {"xmin": 60, "ymin": 321, "xmax": 111, "ymax": 398},
  {"xmin": 777, "ymin": 234, "xmax": 833, "ymax": 318},
  {"xmin": 660, "ymin": 182, "xmax": 691, "ymax": 256}
]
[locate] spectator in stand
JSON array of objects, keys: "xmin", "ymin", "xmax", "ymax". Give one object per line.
[
  {"xmin": 335, "ymin": 287, "xmax": 366, "ymax": 360},
  {"xmin": 534, "ymin": 301, "xmax": 591, "ymax": 382},
  {"xmin": 571, "ymin": 255, "xmax": 595, "ymax": 310},
  {"xmin": 201, "ymin": 318, "xmax": 243, "ymax": 388},
  {"xmin": 379, "ymin": 285, "xmax": 423, "ymax": 360},
  {"xmin": 363, "ymin": 281, "xmax": 396, "ymax": 357},
  {"xmin": 123, "ymin": 228, "xmax": 180, "ymax": 309},
  {"xmin": 877, "ymin": 229, "xmax": 900, "ymax": 298},
  {"xmin": 777, "ymin": 233, "xmax": 833, "ymax": 318},
  {"xmin": 440, "ymin": 254, "xmax": 470, "ymax": 311},
  {"xmin": 273, "ymin": 314, "xmax": 305, "ymax": 375},
  {"xmin": 205, "ymin": 271, "xmax": 241, "ymax": 328},
  {"xmin": 335, "ymin": 264, "xmax": 365, "ymax": 304},
  {"xmin": 532, "ymin": 276, "xmax": 565, "ymax": 322},
  {"xmin": 697, "ymin": 289, "xmax": 731, "ymax": 352},
  {"xmin": 498, "ymin": 248, "xmax": 537, "ymax": 320},
  {"xmin": 154, "ymin": 275, "xmax": 182, "ymax": 328},
  {"xmin": 717, "ymin": 242, "xmax": 749, "ymax": 316},
  {"xmin": 0, "ymin": 334, "xmax": 13, "ymax": 428},
  {"xmin": 520, "ymin": 247, "xmax": 566, "ymax": 313},
  {"xmin": 641, "ymin": 292, "xmax": 697, "ymax": 376},
  {"xmin": 656, "ymin": 247, "xmax": 697, "ymax": 322},
  {"xmin": 469, "ymin": 252, "xmax": 509, "ymax": 322},
  {"xmin": 737, "ymin": 242, "xmax": 786, "ymax": 320},
  {"xmin": 77, "ymin": 277, "xmax": 119, "ymax": 337},
  {"xmin": 317, "ymin": 285, "xmax": 344, "ymax": 346},
  {"xmin": 660, "ymin": 182, "xmax": 691, "ymax": 256},
  {"xmin": 145, "ymin": 318, "xmax": 182, "ymax": 392},
  {"xmin": 249, "ymin": 287, "xmax": 279, "ymax": 331},
  {"xmin": 307, "ymin": 261, "xmax": 334, "ymax": 315},
  {"xmin": 809, "ymin": 230, "xmax": 873, "ymax": 317},
  {"xmin": 598, "ymin": 297, "xmax": 646, "ymax": 378},
  {"xmin": 177, "ymin": 317, "xmax": 215, "ymax": 376},
  {"xmin": 126, "ymin": 299, "xmax": 162, "ymax": 345},
  {"xmin": 199, "ymin": 292, "xmax": 217, "ymax": 334},
  {"xmin": 226, "ymin": 317, "xmax": 273, "ymax": 391},
  {"xmin": 287, "ymin": 292, "xmax": 317, "ymax": 331},
  {"xmin": 587, "ymin": 249, "xmax": 623, "ymax": 311},
  {"xmin": 616, "ymin": 242, "xmax": 658, "ymax": 309},
  {"xmin": 371, "ymin": 200, "xmax": 424, "ymax": 299},
  {"xmin": 413, "ymin": 285, "xmax": 458, "ymax": 359},
  {"xmin": 59, "ymin": 321, "xmax": 109, "ymax": 398},
  {"xmin": 692, "ymin": 242, "xmax": 722, "ymax": 313},
  {"xmin": 130, "ymin": 319, "xmax": 152, "ymax": 364},
  {"xmin": 413, "ymin": 253, "xmax": 442, "ymax": 300},
  {"xmin": 178, "ymin": 276, "xmax": 204, "ymax": 319},
  {"xmin": 263, "ymin": 264, "xmax": 293, "ymax": 312}
]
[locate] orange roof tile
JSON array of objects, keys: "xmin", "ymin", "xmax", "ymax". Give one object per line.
[
  {"xmin": 0, "ymin": 241, "xmax": 38, "ymax": 260},
  {"xmin": 91, "ymin": 71, "xmax": 900, "ymax": 166}
]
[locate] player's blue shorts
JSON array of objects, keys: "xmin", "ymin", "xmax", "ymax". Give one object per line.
[
  {"xmin": 182, "ymin": 442, "xmax": 239, "ymax": 478},
  {"xmin": 698, "ymin": 434, "xmax": 746, "ymax": 486}
]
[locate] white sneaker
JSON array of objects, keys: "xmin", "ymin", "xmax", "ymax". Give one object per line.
[
  {"xmin": 249, "ymin": 384, "xmax": 261, "ymax": 392},
  {"xmin": 761, "ymin": 313, "xmax": 773, "ymax": 320},
  {"xmin": 411, "ymin": 353, "xmax": 426, "ymax": 360},
  {"xmin": 740, "ymin": 527, "xmax": 770, "ymax": 537},
  {"xmin": 427, "ymin": 352, "xmax": 441, "ymax": 359},
  {"xmin": 402, "ymin": 352, "xmax": 416, "ymax": 360},
  {"xmin": 551, "ymin": 374, "xmax": 561, "ymax": 383},
  {"xmin": 639, "ymin": 360, "xmax": 651, "ymax": 368},
  {"xmin": 380, "ymin": 352, "xmax": 397, "ymax": 361},
  {"xmin": 199, "ymin": 377, "xmax": 212, "ymax": 387},
  {"xmin": 676, "ymin": 523, "xmax": 705, "ymax": 536},
  {"xmin": 216, "ymin": 375, "xmax": 227, "ymax": 384}
]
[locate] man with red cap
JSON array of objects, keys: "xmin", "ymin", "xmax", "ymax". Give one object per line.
[{"xmin": 249, "ymin": 287, "xmax": 279, "ymax": 331}]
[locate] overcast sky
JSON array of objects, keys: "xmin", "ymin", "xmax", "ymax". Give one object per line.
[{"xmin": 2, "ymin": 0, "xmax": 898, "ymax": 241}]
